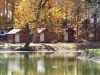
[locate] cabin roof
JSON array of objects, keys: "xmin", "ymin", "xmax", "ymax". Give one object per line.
[
  {"xmin": 37, "ymin": 28, "xmax": 46, "ymax": 33},
  {"xmin": 7, "ymin": 29, "xmax": 21, "ymax": 34}
]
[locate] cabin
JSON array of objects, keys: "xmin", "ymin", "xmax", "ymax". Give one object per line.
[
  {"xmin": 35, "ymin": 28, "xmax": 50, "ymax": 43},
  {"xmin": 64, "ymin": 28, "xmax": 75, "ymax": 42},
  {"xmin": 7, "ymin": 29, "xmax": 27, "ymax": 43}
]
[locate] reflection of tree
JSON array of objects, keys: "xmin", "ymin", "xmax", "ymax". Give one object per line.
[
  {"xmin": 65, "ymin": 58, "xmax": 76, "ymax": 75},
  {"xmin": 23, "ymin": 53, "xmax": 29, "ymax": 75},
  {"xmin": 21, "ymin": 52, "xmax": 36, "ymax": 75},
  {"xmin": 2, "ymin": 52, "xmax": 100, "ymax": 75}
]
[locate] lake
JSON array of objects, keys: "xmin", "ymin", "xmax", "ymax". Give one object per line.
[{"xmin": 0, "ymin": 52, "xmax": 100, "ymax": 75}]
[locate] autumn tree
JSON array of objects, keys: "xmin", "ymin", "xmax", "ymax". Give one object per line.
[
  {"xmin": 51, "ymin": 0, "xmax": 86, "ymax": 42},
  {"xmin": 14, "ymin": 0, "xmax": 97, "ymax": 50},
  {"xmin": 14, "ymin": 0, "xmax": 49, "ymax": 50}
]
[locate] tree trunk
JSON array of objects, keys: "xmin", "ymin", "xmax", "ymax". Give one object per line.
[
  {"xmin": 23, "ymin": 33, "xmax": 33, "ymax": 49},
  {"xmin": 20, "ymin": 24, "xmax": 33, "ymax": 51},
  {"xmin": 93, "ymin": 14, "xmax": 97, "ymax": 41},
  {"xmin": 84, "ymin": 19, "xmax": 89, "ymax": 41}
]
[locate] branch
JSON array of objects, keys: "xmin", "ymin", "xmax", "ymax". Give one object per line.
[
  {"xmin": 42, "ymin": 0, "xmax": 49, "ymax": 8},
  {"xmin": 38, "ymin": 0, "xmax": 42, "ymax": 9},
  {"xmin": 29, "ymin": 0, "xmax": 49, "ymax": 24}
]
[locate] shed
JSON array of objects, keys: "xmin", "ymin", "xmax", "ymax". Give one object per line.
[
  {"xmin": 64, "ymin": 28, "xmax": 75, "ymax": 42},
  {"xmin": 7, "ymin": 29, "xmax": 27, "ymax": 43},
  {"xmin": 35, "ymin": 28, "xmax": 50, "ymax": 43}
]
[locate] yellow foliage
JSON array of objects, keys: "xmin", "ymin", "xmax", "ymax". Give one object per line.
[
  {"xmin": 48, "ymin": 7, "xmax": 65, "ymax": 19},
  {"xmin": 14, "ymin": 0, "xmax": 35, "ymax": 29},
  {"xmin": 13, "ymin": 0, "xmax": 85, "ymax": 39}
]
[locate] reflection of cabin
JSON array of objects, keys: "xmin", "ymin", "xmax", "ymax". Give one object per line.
[
  {"xmin": 64, "ymin": 28, "xmax": 75, "ymax": 42},
  {"xmin": 7, "ymin": 29, "xmax": 27, "ymax": 43}
]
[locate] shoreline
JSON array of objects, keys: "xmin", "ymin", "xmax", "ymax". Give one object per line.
[
  {"xmin": 0, "ymin": 42, "xmax": 100, "ymax": 51},
  {"xmin": 0, "ymin": 41, "xmax": 100, "ymax": 64},
  {"xmin": 0, "ymin": 50, "xmax": 83, "ymax": 53},
  {"xmin": 77, "ymin": 55, "xmax": 100, "ymax": 64},
  {"xmin": 0, "ymin": 42, "xmax": 84, "ymax": 51}
]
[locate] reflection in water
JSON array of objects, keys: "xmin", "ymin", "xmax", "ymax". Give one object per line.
[
  {"xmin": 0, "ymin": 52, "xmax": 100, "ymax": 75},
  {"xmin": 37, "ymin": 56, "xmax": 45, "ymax": 74},
  {"xmin": 8, "ymin": 57, "xmax": 21, "ymax": 75},
  {"xmin": 77, "ymin": 59, "xmax": 100, "ymax": 75}
]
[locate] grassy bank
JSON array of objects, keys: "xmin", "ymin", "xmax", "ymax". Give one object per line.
[
  {"xmin": 82, "ymin": 48, "xmax": 100, "ymax": 58},
  {"xmin": 78, "ymin": 48, "xmax": 100, "ymax": 64}
]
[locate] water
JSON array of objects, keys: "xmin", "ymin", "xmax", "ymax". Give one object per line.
[{"xmin": 0, "ymin": 52, "xmax": 100, "ymax": 75}]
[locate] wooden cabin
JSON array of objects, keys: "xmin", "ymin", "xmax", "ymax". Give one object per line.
[
  {"xmin": 35, "ymin": 28, "xmax": 50, "ymax": 43},
  {"xmin": 7, "ymin": 29, "xmax": 27, "ymax": 43},
  {"xmin": 64, "ymin": 28, "xmax": 75, "ymax": 42}
]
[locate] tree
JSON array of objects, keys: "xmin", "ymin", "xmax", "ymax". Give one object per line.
[
  {"xmin": 14, "ymin": 0, "xmax": 99, "ymax": 49},
  {"xmin": 82, "ymin": 0, "xmax": 100, "ymax": 41},
  {"xmin": 14, "ymin": 0, "xmax": 49, "ymax": 50}
]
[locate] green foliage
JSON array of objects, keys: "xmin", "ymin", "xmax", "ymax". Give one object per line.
[{"xmin": 82, "ymin": 49, "xmax": 100, "ymax": 58}]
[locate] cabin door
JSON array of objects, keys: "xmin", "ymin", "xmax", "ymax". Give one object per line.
[
  {"xmin": 64, "ymin": 32, "xmax": 68, "ymax": 41},
  {"xmin": 15, "ymin": 34, "xmax": 20, "ymax": 43},
  {"xmin": 40, "ymin": 32, "xmax": 44, "ymax": 42}
]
